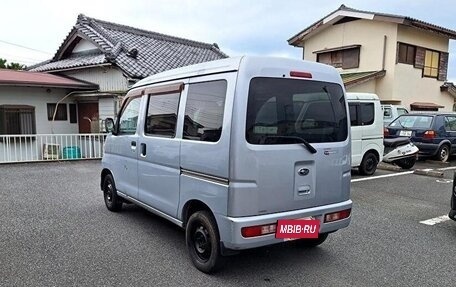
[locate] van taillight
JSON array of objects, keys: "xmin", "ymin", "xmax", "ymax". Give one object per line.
[
  {"xmin": 424, "ymin": 130, "xmax": 436, "ymax": 139},
  {"xmin": 290, "ymin": 71, "xmax": 312, "ymax": 78},
  {"xmin": 241, "ymin": 223, "xmax": 277, "ymax": 238},
  {"xmin": 383, "ymin": 127, "xmax": 389, "ymax": 137},
  {"xmin": 324, "ymin": 209, "xmax": 351, "ymax": 223}
]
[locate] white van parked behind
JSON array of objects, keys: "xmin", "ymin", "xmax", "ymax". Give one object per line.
[
  {"xmin": 101, "ymin": 56, "xmax": 352, "ymax": 273},
  {"xmin": 347, "ymin": 93, "xmax": 384, "ymax": 175}
]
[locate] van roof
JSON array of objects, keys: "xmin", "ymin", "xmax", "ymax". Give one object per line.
[
  {"xmin": 131, "ymin": 56, "xmax": 343, "ymax": 89},
  {"xmin": 346, "ymin": 92, "xmax": 379, "ymax": 101}
]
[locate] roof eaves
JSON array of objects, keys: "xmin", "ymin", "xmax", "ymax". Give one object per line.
[
  {"xmin": 342, "ymin": 70, "xmax": 386, "ymax": 88},
  {"xmin": 441, "ymin": 82, "xmax": 456, "ymax": 98},
  {"xmin": 289, "ymin": 4, "xmax": 456, "ymax": 45}
]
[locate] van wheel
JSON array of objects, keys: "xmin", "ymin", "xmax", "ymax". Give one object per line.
[
  {"xmin": 359, "ymin": 152, "xmax": 378, "ymax": 175},
  {"xmin": 436, "ymin": 144, "xmax": 450, "ymax": 162},
  {"xmin": 295, "ymin": 233, "xmax": 328, "ymax": 248},
  {"xmin": 103, "ymin": 174, "xmax": 123, "ymax": 212},
  {"xmin": 186, "ymin": 211, "xmax": 225, "ymax": 273}
]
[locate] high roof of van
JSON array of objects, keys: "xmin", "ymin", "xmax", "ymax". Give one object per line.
[
  {"xmin": 131, "ymin": 56, "xmax": 344, "ymax": 90},
  {"xmin": 346, "ymin": 92, "xmax": 380, "ymax": 101}
]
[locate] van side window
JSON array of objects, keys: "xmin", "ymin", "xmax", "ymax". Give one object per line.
[
  {"xmin": 383, "ymin": 108, "xmax": 392, "ymax": 118},
  {"xmin": 360, "ymin": 103, "xmax": 374, "ymax": 125},
  {"xmin": 145, "ymin": 93, "xmax": 180, "ymax": 137},
  {"xmin": 349, "ymin": 104, "xmax": 359, "ymax": 126},
  {"xmin": 183, "ymin": 80, "xmax": 227, "ymax": 142},
  {"xmin": 118, "ymin": 97, "xmax": 141, "ymax": 134},
  {"xmin": 349, "ymin": 103, "xmax": 374, "ymax": 126}
]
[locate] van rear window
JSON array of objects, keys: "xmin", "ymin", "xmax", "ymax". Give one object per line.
[{"xmin": 246, "ymin": 77, "xmax": 348, "ymax": 144}]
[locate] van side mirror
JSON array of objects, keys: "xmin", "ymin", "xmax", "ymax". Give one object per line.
[{"xmin": 105, "ymin": 118, "xmax": 116, "ymax": 134}]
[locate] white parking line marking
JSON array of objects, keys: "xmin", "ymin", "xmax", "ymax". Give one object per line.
[
  {"xmin": 419, "ymin": 215, "xmax": 451, "ymax": 226},
  {"xmin": 438, "ymin": 166, "xmax": 456, "ymax": 171},
  {"xmin": 351, "ymin": 171, "xmax": 414, "ymax": 183}
]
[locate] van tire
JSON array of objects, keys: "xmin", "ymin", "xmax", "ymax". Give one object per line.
[
  {"xmin": 102, "ymin": 174, "xmax": 123, "ymax": 212},
  {"xmin": 436, "ymin": 144, "xmax": 450, "ymax": 162},
  {"xmin": 295, "ymin": 233, "xmax": 329, "ymax": 248},
  {"xmin": 359, "ymin": 152, "xmax": 378, "ymax": 175},
  {"xmin": 186, "ymin": 211, "xmax": 225, "ymax": 273}
]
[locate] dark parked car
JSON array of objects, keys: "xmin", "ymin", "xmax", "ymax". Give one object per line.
[
  {"xmin": 450, "ymin": 172, "xmax": 456, "ymax": 221},
  {"xmin": 385, "ymin": 113, "xmax": 456, "ymax": 162}
]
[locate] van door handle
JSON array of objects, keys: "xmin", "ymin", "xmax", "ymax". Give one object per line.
[
  {"xmin": 140, "ymin": 143, "xmax": 147, "ymax": 157},
  {"xmin": 131, "ymin": 141, "xmax": 137, "ymax": 152}
]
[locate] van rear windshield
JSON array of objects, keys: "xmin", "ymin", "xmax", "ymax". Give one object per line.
[{"xmin": 246, "ymin": 77, "xmax": 348, "ymax": 144}]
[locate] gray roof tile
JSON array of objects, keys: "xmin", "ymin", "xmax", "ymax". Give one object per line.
[{"xmin": 30, "ymin": 14, "xmax": 228, "ymax": 78}]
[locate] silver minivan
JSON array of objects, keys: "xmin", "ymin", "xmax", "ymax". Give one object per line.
[{"xmin": 101, "ymin": 56, "xmax": 352, "ymax": 273}]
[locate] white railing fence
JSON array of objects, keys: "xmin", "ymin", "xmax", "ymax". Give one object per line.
[{"xmin": 0, "ymin": 133, "xmax": 107, "ymax": 164}]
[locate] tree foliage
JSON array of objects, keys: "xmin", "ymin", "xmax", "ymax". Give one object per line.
[{"xmin": 0, "ymin": 58, "xmax": 27, "ymax": 70}]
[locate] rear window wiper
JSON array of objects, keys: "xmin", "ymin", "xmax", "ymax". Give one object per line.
[{"xmin": 262, "ymin": 135, "xmax": 317, "ymax": 154}]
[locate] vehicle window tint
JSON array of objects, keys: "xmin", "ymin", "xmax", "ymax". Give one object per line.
[
  {"xmin": 246, "ymin": 77, "xmax": 348, "ymax": 144},
  {"xmin": 360, "ymin": 103, "xmax": 374, "ymax": 125},
  {"xmin": 145, "ymin": 93, "xmax": 180, "ymax": 137},
  {"xmin": 118, "ymin": 97, "xmax": 141, "ymax": 134},
  {"xmin": 349, "ymin": 103, "xmax": 359, "ymax": 126},
  {"xmin": 390, "ymin": 115, "xmax": 433, "ymax": 129},
  {"xmin": 383, "ymin": 107, "xmax": 392, "ymax": 118},
  {"xmin": 444, "ymin": 116, "xmax": 456, "ymax": 131},
  {"xmin": 183, "ymin": 80, "xmax": 227, "ymax": 142}
]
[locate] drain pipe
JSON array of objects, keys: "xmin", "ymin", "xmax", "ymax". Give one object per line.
[{"xmin": 51, "ymin": 90, "xmax": 99, "ymax": 134}]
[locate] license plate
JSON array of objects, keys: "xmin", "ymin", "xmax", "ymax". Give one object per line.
[
  {"xmin": 275, "ymin": 218, "xmax": 320, "ymax": 239},
  {"xmin": 399, "ymin": 130, "xmax": 412, "ymax": 136}
]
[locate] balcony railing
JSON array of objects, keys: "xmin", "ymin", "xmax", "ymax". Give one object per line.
[{"xmin": 0, "ymin": 133, "xmax": 107, "ymax": 164}]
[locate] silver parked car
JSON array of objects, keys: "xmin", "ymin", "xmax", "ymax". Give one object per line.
[{"xmin": 101, "ymin": 56, "xmax": 353, "ymax": 273}]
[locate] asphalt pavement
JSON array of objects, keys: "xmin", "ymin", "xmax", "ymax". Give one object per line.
[{"xmin": 0, "ymin": 160, "xmax": 455, "ymax": 286}]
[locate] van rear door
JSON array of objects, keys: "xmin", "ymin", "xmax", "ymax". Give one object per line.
[{"xmin": 229, "ymin": 77, "xmax": 350, "ymax": 216}]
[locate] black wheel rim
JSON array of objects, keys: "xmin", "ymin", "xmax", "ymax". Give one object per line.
[
  {"xmin": 105, "ymin": 181, "xmax": 113, "ymax": 204},
  {"xmin": 192, "ymin": 225, "xmax": 211, "ymax": 262},
  {"xmin": 366, "ymin": 157, "xmax": 376, "ymax": 172}
]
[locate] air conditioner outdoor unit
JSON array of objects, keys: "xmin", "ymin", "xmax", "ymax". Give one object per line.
[{"xmin": 43, "ymin": 143, "xmax": 60, "ymax": 160}]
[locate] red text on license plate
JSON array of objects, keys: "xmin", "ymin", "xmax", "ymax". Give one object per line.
[{"xmin": 275, "ymin": 219, "xmax": 320, "ymax": 239}]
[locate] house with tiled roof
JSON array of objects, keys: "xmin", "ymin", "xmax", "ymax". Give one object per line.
[
  {"xmin": 29, "ymin": 14, "xmax": 227, "ymax": 133},
  {"xmin": 288, "ymin": 5, "xmax": 456, "ymax": 111}
]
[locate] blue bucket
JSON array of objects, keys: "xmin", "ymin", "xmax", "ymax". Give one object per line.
[{"xmin": 62, "ymin": 146, "xmax": 81, "ymax": 159}]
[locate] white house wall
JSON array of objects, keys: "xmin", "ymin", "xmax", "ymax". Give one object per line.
[
  {"xmin": 0, "ymin": 86, "xmax": 78, "ymax": 134},
  {"xmin": 346, "ymin": 80, "xmax": 377, "ymax": 94},
  {"xmin": 62, "ymin": 66, "xmax": 129, "ymax": 92},
  {"xmin": 72, "ymin": 39, "xmax": 98, "ymax": 53}
]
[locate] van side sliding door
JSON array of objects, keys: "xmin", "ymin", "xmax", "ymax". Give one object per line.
[{"xmin": 137, "ymin": 81, "xmax": 187, "ymax": 217}]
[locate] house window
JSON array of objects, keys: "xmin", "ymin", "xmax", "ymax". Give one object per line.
[
  {"xmin": 47, "ymin": 103, "xmax": 67, "ymax": 121},
  {"xmin": 69, "ymin": 104, "xmax": 77, "ymax": 123},
  {"xmin": 317, "ymin": 47, "xmax": 360, "ymax": 69},
  {"xmin": 398, "ymin": 43, "xmax": 416, "ymax": 65},
  {"xmin": 0, "ymin": 105, "xmax": 36, "ymax": 135},
  {"xmin": 423, "ymin": 50, "xmax": 439, "ymax": 78}
]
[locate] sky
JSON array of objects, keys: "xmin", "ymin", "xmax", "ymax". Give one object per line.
[{"xmin": 1, "ymin": 0, "xmax": 455, "ymax": 81}]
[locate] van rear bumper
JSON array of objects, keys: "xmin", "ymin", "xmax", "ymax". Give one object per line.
[{"xmin": 215, "ymin": 199, "xmax": 352, "ymax": 250}]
